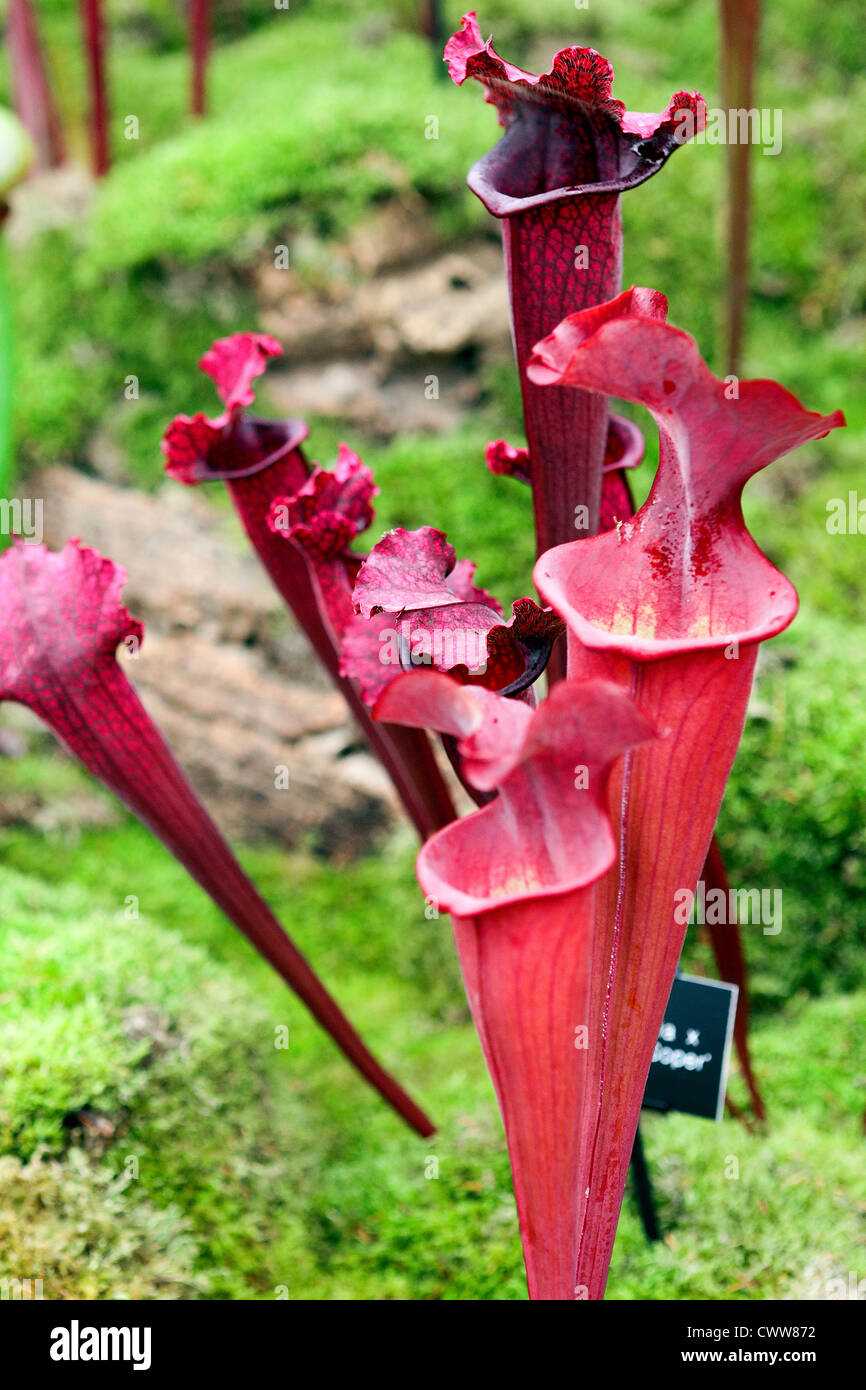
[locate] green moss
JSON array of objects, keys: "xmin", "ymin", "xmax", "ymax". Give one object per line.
[
  {"xmin": 690, "ymin": 612, "xmax": 866, "ymax": 1009},
  {"xmin": 0, "ymin": 860, "xmax": 863, "ymax": 1298},
  {"xmin": 78, "ymin": 17, "xmax": 488, "ymax": 274},
  {"xmin": 0, "ymin": 871, "xmax": 276, "ymax": 1159},
  {"xmin": 0, "ymin": 1151, "xmax": 207, "ymax": 1300}
]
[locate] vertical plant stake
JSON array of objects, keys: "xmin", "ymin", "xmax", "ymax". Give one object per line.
[
  {"xmin": 719, "ymin": 0, "xmax": 762, "ymax": 375},
  {"xmin": 190, "ymin": 0, "xmax": 211, "ymax": 118},
  {"xmin": 0, "ymin": 108, "xmax": 33, "ymax": 542},
  {"xmin": 5, "ymin": 0, "xmax": 66, "ymax": 171},
  {"xmin": 79, "ymin": 0, "xmax": 110, "ymax": 177}
]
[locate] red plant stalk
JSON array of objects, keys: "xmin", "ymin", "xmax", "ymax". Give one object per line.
[
  {"xmin": 79, "ymin": 0, "xmax": 109, "ymax": 177},
  {"xmin": 374, "ymin": 672, "xmax": 656, "ymax": 1298},
  {"xmin": 190, "ymin": 0, "xmax": 210, "ymax": 118},
  {"xmin": 531, "ymin": 286, "xmax": 844, "ymax": 1297},
  {"xmin": 6, "ymin": 0, "xmax": 66, "ymax": 169},
  {"xmin": 162, "ymin": 334, "xmax": 456, "ymax": 841},
  {"xmin": 452, "ymin": 893, "xmax": 595, "ymax": 1297},
  {"xmin": 719, "ymin": 0, "xmax": 762, "ymax": 376},
  {"xmin": 445, "ymin": 12, "xmax": 704, "ymax": 556},
  {"xmin": 576, "ymin": 645, "xmax": 759, "ymax": 1297},
  {"xmin": 0, "ymin": 539, "xmax": 434, "ymax": 1138},
  {"xmin": 486, "ymin": 411, "xmax": 645, "ymax": 527}
]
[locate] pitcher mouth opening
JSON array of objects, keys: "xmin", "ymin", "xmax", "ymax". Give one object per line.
[
  {"xmin": 535, "ymin": 531, "xmax": 800, "ymax": 664},
  {"xmin": 467, "ymin": 112, "xmax": 684, "ymax": 219},
  {"xmin": 190, "ymin": 416, "xmax": 310, "ymax": 483}
]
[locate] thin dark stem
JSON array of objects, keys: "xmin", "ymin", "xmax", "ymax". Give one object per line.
[
  {"xmin": 419, "ymin": 0, "xmax": 447, "ymax": 81},
  {"xmin": 190, "ymin": 0, "xmax": 210, "ymax": 117},
  {"xmin": 703, "ymin": 834, "xmax": 766, "ymax": 1121},
  {"xmin": 629, "ymin": 1123, "xmax": 662, "ymax": 1242},
  {"xmin": 7, "ymin": 0, "xmax": 66, "ymax": 169},
  {"xmin": 79, "ymin": 0, "xmax": 110, "ymax": 177},
  {"xmin": 719, "ymin": 0, "xmax": 762, "ymax": 375}
]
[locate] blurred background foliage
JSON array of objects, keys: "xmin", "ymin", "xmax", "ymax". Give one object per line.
[{"xmin": 0, "ymin": 0, "xmax": 864, "ymax": 1298}]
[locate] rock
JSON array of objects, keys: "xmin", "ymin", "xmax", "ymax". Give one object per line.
[
  {"xmin": 259, "ymin": 242, "xmax": 508, "ymax": 433},
  {"xmin": 36, "ymin": 466, "xmax": 285, "ymax": 643},
  {"xmin": 259, "ymin": 290, "xmax": 374, "ymax": 365},
  {"xmin": 6, "ymin": 162, "xmax": 93, "ymax": 245},
  {"xmin": 0, "ymin": 781, "xmax": 122, "ymax": 835},
  {"xmin": 266, "ymin": 360, "xmax": 382, "ymax": 420},
  {"xmin": 121, "ymin": 1005, "xmax": 173, "ymax": 1056},
  {"xmin": 258, "ymin": 241, "xmax": 509, "ymax": 379},
  {"xmin": 357, "ymin": 247, "xmax": 510, "ymax": 362},
  {"xmin": 262, "ymin": 360, "xmax": 472, "ymax": 437},
  {"xmin": 86, "ymin": 419, "xmax": 136, "ymax": 486},
  {"xmin": 346, "ymin": 194, "xmax": 443, "ymax": 276},
  {"xmin": 132, "ymin": 634, "xmax": 398, "ymax": 853},
  {"xmin": 0, "ymin": 726, "xmax": 27, "ymax": 758}
]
